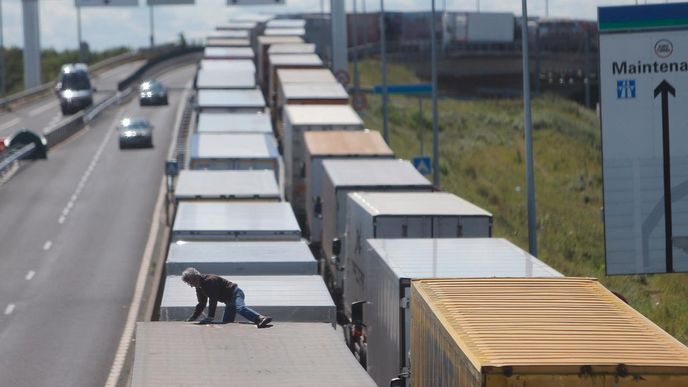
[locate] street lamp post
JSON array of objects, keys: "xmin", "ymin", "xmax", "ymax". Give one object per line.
[
  {"xmin": 379, "ymin": 0, "xmax": 389, "ymax": 143},
  {"xmin": 521, "ymin": 0, "xmax": 538, "ymax": 256},
  {"xmin": 431, "ymin": 0, "xmax": 439, "ymax": 187}
]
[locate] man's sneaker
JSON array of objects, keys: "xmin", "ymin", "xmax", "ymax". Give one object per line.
[{"xmin": 257, "ymin": 316, "xmax": 272, "ymax": 328}]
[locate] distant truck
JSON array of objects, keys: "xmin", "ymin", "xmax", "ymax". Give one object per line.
[{"xmin": 55, "ymin": 63, "xmax": 94, "ymax": 115}]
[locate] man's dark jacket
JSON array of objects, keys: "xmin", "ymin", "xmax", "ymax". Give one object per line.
[{"xmin": 189, "ymin": 274, "xmax": 237, "ymax": 320}]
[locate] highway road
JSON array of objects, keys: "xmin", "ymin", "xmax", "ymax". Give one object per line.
[
  {"xmin": 0, "ymin": 63, "xmax": 194, "ymax": 387},
  {"xmin": 0, "ymin": 60, "xmax": 145, "ymax": 139}
]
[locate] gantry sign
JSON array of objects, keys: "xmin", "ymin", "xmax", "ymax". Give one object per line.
[{"xmin": 599, "ymin": 3, "xmax": 688, "ymax": 274}]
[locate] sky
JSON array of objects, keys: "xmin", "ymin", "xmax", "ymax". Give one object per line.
[{"xmin": 0, "ymin": 0, "xmax": 680, "ymax": 51}]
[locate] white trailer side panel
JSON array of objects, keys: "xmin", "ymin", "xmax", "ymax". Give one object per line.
[
  {"xmin": 165, "ymin": 240, "xmax": 316, "ymax": 275},
  {"xmin": 131, "ymin": 322, "xmax": 376, "ymax": 387},
  {"xmin": 365, "ymin": 238, "xmax": 562, "ymax": 387},
  {"xmin": 172, "ymin": 202, "xmax": 301, "ymax": 241},
  {"xmin": 160, "ymin": 275, "xmax": 335, "ymax": 323}
]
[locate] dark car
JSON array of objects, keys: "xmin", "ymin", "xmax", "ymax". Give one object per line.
[
  {"xmin": 117, "ymin": 117, "xmax": 153, "ymax": 149},
  {"xmin": 56, "ymin": 64, "xmax": 94, "ymax": 115},
  {"xmin": 139, "ymin": 80, "xmax": 168, "ymax": 106}
]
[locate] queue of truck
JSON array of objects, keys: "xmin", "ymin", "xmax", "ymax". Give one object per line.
[{"xmin": 129, "ymin": 15, "xmax": 688, "ymax": 387}]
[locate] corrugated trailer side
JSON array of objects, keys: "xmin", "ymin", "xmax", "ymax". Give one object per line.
[{"xmin": 411, "ymin": 278, "xmax": 688, "ymax": 387}]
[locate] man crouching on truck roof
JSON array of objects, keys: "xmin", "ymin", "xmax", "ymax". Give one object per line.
[{"xmin": 181, "ymin": 267, "xmax": 272, "ymax": 328}]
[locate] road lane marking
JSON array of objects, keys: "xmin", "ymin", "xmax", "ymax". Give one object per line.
[
  {"xmin": 57, "ymin": 115, "xmax": 118, "ymax": 225},
  {"xmin": 43, "ymin": 241, "xmax": 52, "ymax": 250},
  {"xmin": 29, "ymin": 101, "xmax": 57, "ymax": 117},
  {"xmin": 25, "ymin": 271, "xmax": 35, "ymax": 281},
  {"xmin": 4, "ymin": 304, "xmax": 15, "ymax": 315},
  {"xmin": 0, "ymin": 117, "xmax": 20, "ymax": 132}
]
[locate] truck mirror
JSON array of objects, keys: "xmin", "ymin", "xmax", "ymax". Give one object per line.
[
  {"xmin": 390, "ymin": 377, "xmax": 405, "ymax": 387},
  {"xmin": 332, "ymin": 238, "xmax": 341, "ymax": 256},
  {"xmin": 299, "ymin": 161, "xmax": 306, "ymax": 178},
  {"xmin": 314, "ymin": 196, "xmax": 322, "ymax": 218},
  {"xmin": 351, "ymin": 300, "xmax": 366, "ymax": 325}
]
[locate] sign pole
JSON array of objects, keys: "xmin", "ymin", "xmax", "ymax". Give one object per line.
[
  {"xmin": 76, "ymin": 6, "xmax": 84, "ymax": 62},
  {"xmin": 431, "ymin": 0, "xmax": 439, "ymax": 188},
  {"xmin": 521, "ymin": 0, "xmax": 537, "ymax": 256},
  {"xmin": 655, "ymin": 80, "xmax": 676, "ymax": 273},
  {"xmin": 352, "ymin": 0, "xmax": 359, "ymax": 96},
  {"xmin": 379, "ymin": 0, "xmax": 389, "ymax": 144},
  {"xmin": 149, "ymin": 4, "xmax": 155, "ymax": 48}
]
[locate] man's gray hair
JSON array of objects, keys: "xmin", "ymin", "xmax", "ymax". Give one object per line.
[{"xmin": 181, "ymin": 267, "xmax": 201, "ymax": 284}]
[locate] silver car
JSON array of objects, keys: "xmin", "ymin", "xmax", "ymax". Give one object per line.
[{"xmin": 117, "ymin": 117, "xmax": 153, "ymax": 149}]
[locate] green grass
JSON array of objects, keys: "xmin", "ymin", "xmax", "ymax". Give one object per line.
[{"xmin": 352, "ymin": 59, "xmax": 688, "ymax": 344}]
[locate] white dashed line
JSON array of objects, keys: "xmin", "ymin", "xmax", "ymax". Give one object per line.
[
  {"xmin": 43, "ymin": 241, "xmax": 52, "ymax": 250},
  {"xmin": 25, "ymin": 271, "xmax": 35, "ymax": 281},
  {"xmin": 4, "ymin": 304, "xmax": 15, "ymax": 315},
  {"xmin": 58, "ymin": 118, "xmax": 117, "ymax": 225}
]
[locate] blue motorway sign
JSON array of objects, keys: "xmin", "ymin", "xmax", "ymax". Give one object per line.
[
  {"xmin": 373, "ymin": 83, "xmax": 432, "ymax": 95},
  {"xmin": 412, "ymin": 156, "xmax": 432, "ymax": 175}
]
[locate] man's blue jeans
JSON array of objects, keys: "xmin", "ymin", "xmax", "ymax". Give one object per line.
[{"xmin": 222, "ymin": 287, "xmax": 261, "ymax": 323}]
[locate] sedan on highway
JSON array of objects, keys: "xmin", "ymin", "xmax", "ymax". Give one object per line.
[
  {"xmin": 139, "ymin": 79, "xmax": 168, "ymax": 106},
  {"xmin": 117, "ymin": 117, "xmax": 153, "ymax": 149}
]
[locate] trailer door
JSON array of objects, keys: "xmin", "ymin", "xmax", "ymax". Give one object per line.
[
  {"xmin": 375, "ymin": 216, "xmax": 431, "ymax": 238},
  {"xmin": 433, "ymin": 216, "xmax": 462, "ymax": 237},
  {"xmin": 459, "ymin": 216, "xmax": 491, "ymax": 237}
]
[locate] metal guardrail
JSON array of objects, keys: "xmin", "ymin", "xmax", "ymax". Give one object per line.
[{"xmin": 0, "ymin": 143, "xmax": 36, "ymax": 180}]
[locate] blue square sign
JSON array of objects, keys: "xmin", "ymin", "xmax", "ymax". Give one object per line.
[
  {"xmin": 617, "ymin": 79, "xmax": 636, "ymax": 99},
  {"xmin": 412, "ymin": 156, "xmax": 432, "ymax": 175}
]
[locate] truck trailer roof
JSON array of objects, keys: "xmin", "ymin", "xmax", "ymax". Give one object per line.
[
  {"xmin": 350, "ymin": 191, "xmax": 493, "ymax": 217},
  {"xmin": 284, "ymin": 105, "xmax": 362, "ymax": 126},
  {"xmin": 172, "ymin": 202, "xmax": 300, "ymax": 241},
  {"xmin": 196, "ymin": 89, "xmax": 266, "ymax": 110},
  {"xmin": 174, "ymin": 170, "xmax": 280, "ymax": 201},
  {"xmin": 196, "ymin": 112, "xmax": 272, "ymax": 134},
  {"xmin": 323, "ymin": 159, "xmax": 431, "ymax": 187},
  {"xmin": 166, "ymin": 240, "xmax": 316, "ymax": 275},
  {"xmin": 304, "ymin": 130, "xmax": 393, "ymax": 156},
  {"xmin": 131, "ymin": 322, "xmax": 376, "ymax": 387}
]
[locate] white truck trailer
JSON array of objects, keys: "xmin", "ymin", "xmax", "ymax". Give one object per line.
[
  {"xmin": 171, "ymin": 202, "xmax": 301, "ymax": 242},
  {"xmin": 173, "ymin": 170, "xmax": 280, "ymax": 202},
  {"xmin": 160, "ymin": 275, "xmax": 335, "ymax": 324},
  {"xmin": 360, "ymin": 238, "xmax": 562, "ymax": 386},
  {"xmin": 203, "ymin": 47, "xmax": 254, "ymax": 60},
  {"xmin": 195, "ymin": 68, "xmax": 256, "ymax": 89},
  {"xmin": 131, "ymin": 322, "xmax": 376, "ymax": 387},
  {"xmin": 195, "ymin": 112, "xmax": 272, "ymax": 134},
  {"xmin": 189, "ymin": 133, "xmax": 279, "ymax": 178},
  {"xmin": 256, "ymin": 36, "xmax": 304, "ymax": 92},
  {"xmin": 303, "ymin": 130, "xmax": 394, "ymax": 245},
  {"xmin": 267, "ymin": 42, "xmax": 316, "ymax": 55},
  {"xmin": 282, "ymin": 105, "xmax": 363, "ymax": 209},
  {"xmin": 343, "ymin": 191, "xmax": 493, "ymax": 311},
  {"xmin": 320, "ymin": 159, "xmax": 433, "ymax": 293},
  {"xmin": 165, "ymin": 240, "xmax": 316, "ymax": 275},
  {"xmin": 266, "ymin": 53, "xmax": 324, "ymax": 103},
  {"xmin": 196, "ymin": 89, "xmax": 266, "ymax": 113}
]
